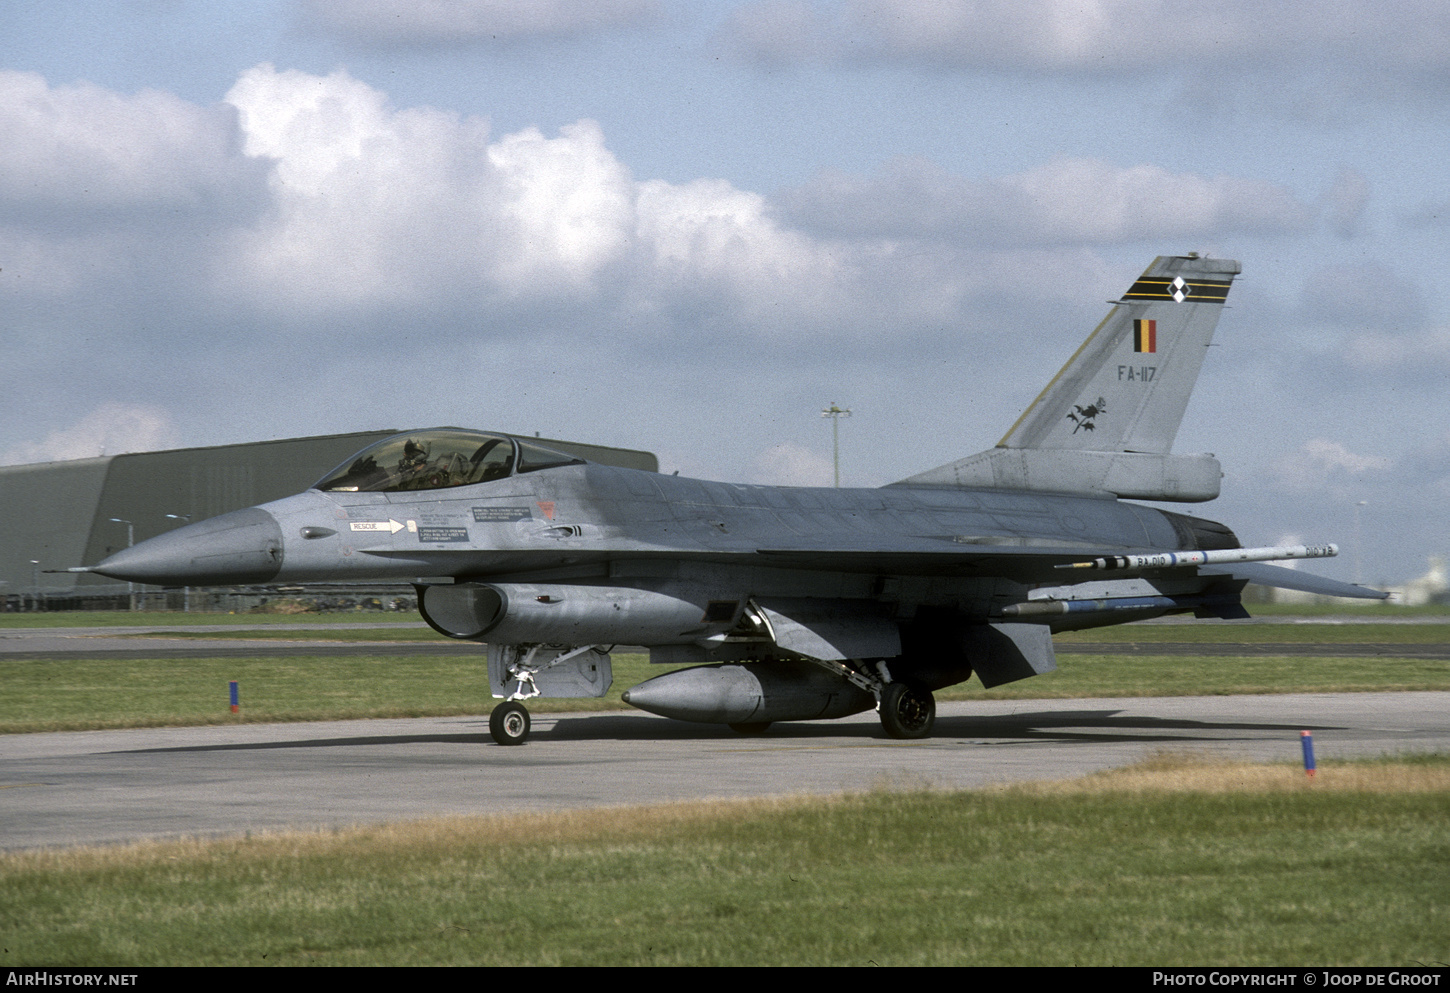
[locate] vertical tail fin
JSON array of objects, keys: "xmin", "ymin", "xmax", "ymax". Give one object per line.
[
  {"xmin": 1000, "ymin": 254, "xmax": 1240, "ymax": 454},
  {"xmin": 897, "ymin": 255, "xmax": 1240, "ymax": 502}
]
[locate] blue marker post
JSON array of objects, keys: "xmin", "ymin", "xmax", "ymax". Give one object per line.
[
  {"xmin": 1300, "ymin": 730, "xmax": 1316, "ymax": 778},
  {"xmin": 230, "ymin": 680, "xmax": 239, "ymax": 715}
]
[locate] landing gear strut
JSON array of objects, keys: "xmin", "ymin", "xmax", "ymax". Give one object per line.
[
  {"xmin": 489, "ymin": 700, "xmax": 531, "ymax": 745},
  {"xmin": 879, "ymin": 681, "xmax": 935, "ymax": 739}
]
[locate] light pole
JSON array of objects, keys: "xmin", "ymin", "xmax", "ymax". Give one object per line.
[
  {"xmin": 821, "ymin": 402, "xmax": 851, "ymax": 488},
  {"xmin": 30, "ymin": 560, "xmax": 39, "ymax": 613},
  {"xmin": 110, "ymin": 518, "xmax": 135, "ymax": 611}
]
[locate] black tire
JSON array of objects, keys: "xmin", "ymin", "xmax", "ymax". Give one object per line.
[
  {"xmin": 489, "ymin": 701, "xmax": 531, "ymax": 745},
  {"xmin": 728, "ymin": 722, "xmax": 772, "ymax": 734},
  {"xmin": 879, "ymin": 682, "xmax": 935, "ymax": 739}
]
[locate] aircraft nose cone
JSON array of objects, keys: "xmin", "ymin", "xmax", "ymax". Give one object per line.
[{"xmin": 92, "ymin": 508, "xmax": 284, "ymax": 586}]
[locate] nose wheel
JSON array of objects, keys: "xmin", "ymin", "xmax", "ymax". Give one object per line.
[{"xmin": 489, "ymin": 700, "xmax": 531, "ymax": 745}]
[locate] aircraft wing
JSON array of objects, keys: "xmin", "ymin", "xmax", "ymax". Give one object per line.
[
  {"xmin": 361, "ymin": 534, "xmax": 1387, "ymax": 597},
  {"xmin": 749, "ymin": 540, "xmax": 1116, "ymax": 578},
  {"xmin": 1198, "ymin": 562, "xmax": 1389, "ymax": 600},
  {"xmin": 357, "ymin": 535, "xmax": 1131, "ymax": 582}
]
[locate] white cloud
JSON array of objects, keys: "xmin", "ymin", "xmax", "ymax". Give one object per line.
[
  {"xmin": 0, "ymin": 404, "xmax": 181, "ymax": 467},
  {"xmin": 305, "ymin": 0, "xmax": 657, "ymax": 44},
  {"xmin": 728, "ymin": 0, "xmax": 1450, "ymax": 77},
  {"xmin": 1325, "ymin": 168, "xmax": 1370, "ymax": 239},
  {"xmin": 722, "ymin": 0, "xmax": 844, "ymax": 63},
  {"xmin": 0, "ymin": 70, "xmax": 271, "ymax": 307},
  {"xmin": 747, "ymin": 441, "xmax": 837, "ymax": 486},
  {"xmin": 0, "ymin": 65, "xmax": 947, "ymax": 344},
  {"xmin": 1393, "ymin": 433, "xmax": 1450, "ymax": 492},
  {"xmin": 215, "ymin": 66, "xmax": 899, "ymax": 336},
  {"xmin": 0, "ymin": 64, "xmax": 1325, "ymax": 350},
  {"xmin": 1400, "ymin": 201, "xmax": 1450, "ymax": 229},
  {"xmin": 1272, "ymin": 439, "xmax": 1392, "ymax": 493},
  {"xmin": 633, "ymin": 176, "xmax": 856, "ymax": 326},
  {"xmin": 0, "ymin": 70, "xmax": 265, "ymax": 226},
  {"xmin": 776, "ymin": 156, "xmax": 1314, "ymax": 247},
  {"xmin": 1300, "ymin": 263, "xmax": 1426, "ymax": 330},
  {"xmin": 487, "ymin": 121, "xmax": 637, "ymax": 295},
  {"xmin": 223, "ymin": 65, "xmax": 498, "ymax": 307},
  {"xmin": 219, "ymin": 66, "xmax": 642, "ymax": 308},
  {"xmin": 1344, "ymin": 327, "xmax": 1450, "ymax": 371}
]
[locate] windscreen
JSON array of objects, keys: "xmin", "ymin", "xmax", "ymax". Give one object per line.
[
  {"xmin": 314, "ymin": 430, "xmax": 585, "ymax": 492},
  {"xmin": 315, "ymin": 431, "xmax": 517, "ymax": 492}
]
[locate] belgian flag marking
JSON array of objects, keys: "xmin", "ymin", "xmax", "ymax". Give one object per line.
[{"xmin": 1134, "ymin": 319, "xmax": 1156, "ymax": 353}]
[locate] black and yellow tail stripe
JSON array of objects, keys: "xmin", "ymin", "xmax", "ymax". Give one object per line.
[{"xmin": 1121, "ymin": 277, "xmax": 1232, "ymax": 303}]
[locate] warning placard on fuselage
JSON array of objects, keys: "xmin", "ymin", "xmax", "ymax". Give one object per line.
[{"xmin": 472, "ymin": 506, "xmax": 533, "ymax": 522}]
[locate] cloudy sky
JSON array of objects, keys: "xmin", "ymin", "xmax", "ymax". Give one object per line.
[{"xmin": 3, "ymin": 0, "xmax": 1447, "ymax": 585}]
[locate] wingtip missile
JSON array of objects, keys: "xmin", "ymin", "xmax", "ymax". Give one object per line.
[{"xmin": 1055, "ymin": 543, "xmax": 1338, "ymax": 572}]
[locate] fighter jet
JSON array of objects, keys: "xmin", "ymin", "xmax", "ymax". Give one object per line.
[{"xmin": 88, "ymin": 255, "xmax": 1384, "ymax": 745}]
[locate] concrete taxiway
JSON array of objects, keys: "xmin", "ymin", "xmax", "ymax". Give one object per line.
[{"xmin": 2, "ymin": 691, "xmax": 1446, "ymax": 851}]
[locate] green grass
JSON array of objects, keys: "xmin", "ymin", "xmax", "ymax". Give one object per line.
[
  {"xmin": 2, "ymin": 756, "xmax": 1445, "ymax": 966},
  {"xmin": 0, "ymin": 652, "xmax": 689, "ymax": 733},
  {"xmin": 1239, "ymin": 599, "xmax": 1450, "ymax": 618},
  {"xmin": 4, "ymin": 613, "xmax": 1448, "ymax": 731},
  {"xmin": 0, "ymin": 609, "xmax": 423, "ymax": 628},
  {"xmin": 1058, "ymin": 622, "xmax": 1450, "ymax": 644},
  {"xmin": 951, "ymin": 651, "xmax": 1450, "ymax": 701},
  {"xmin": 108, "ymin": 626, "xmax": 440, "ymax": 641},
  {"xmin": 4, "ymin": 646, "xmax": 1447, "ymax": 734}
]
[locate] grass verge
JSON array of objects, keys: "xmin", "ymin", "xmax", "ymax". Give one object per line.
[
  {"xmin": 1, "ymin": 755, "xmax": 1445, "ymax": 966},
  {"xmin": 1057, "ymin": 621, "xmax": 1450, "ymax": 644},
  {"xmin": 0, "ymin": 610, "xmax": 423, "ymax": 629},
  {"xmin": 5, "ymin": 624, "xmax": 1450, "ymax": 734},
  {"xmin": 951, "ymin": 651, "xmax": 1450, "ymax": 701},
  {"xmin": 4, "ymin": 646, "xmax": 1448, "ymax": 734}
]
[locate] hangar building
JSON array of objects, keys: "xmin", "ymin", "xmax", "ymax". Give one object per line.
[{"xmin": 0, "ymin": 429, "xmax": 657, "ymax": 610}]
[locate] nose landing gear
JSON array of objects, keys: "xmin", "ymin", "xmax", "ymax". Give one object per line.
[{"xmin": 489, "ymin": 700, "xmax": 531, "ymax": 745}]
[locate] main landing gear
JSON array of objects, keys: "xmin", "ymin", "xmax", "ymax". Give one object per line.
[
  {"xmin": 796, "ymin": 657, "xmax": 938, "ymax": 739},
  {"xmin": 878, "ymin": 681, "xmax": 936, "ymax": 739},
  {"xmin": 489, "ymin": 700, "xmax": 531, "ymax": 745}
]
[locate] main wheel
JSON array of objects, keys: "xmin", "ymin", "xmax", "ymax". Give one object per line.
[
  {"xmin": 728, "ymin": 722, "xmax": 772, "ymax": 734},
  {"xmin": 489, "ymin": 701, "xmax": 531, "ymax": 745},
  {"xmin": 879, "ymin": 682, "xmax": 935, "ymax": 739}
]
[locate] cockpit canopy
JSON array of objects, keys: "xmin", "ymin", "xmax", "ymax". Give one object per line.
[{"xmin": 314, "ymin": 429, "xmax": 584, "ymax": 493}]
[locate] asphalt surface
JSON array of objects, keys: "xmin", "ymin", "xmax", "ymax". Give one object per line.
[
  {"xmin": 3, "ymin": 691, "xmax": 1446, "ymax": 851},
  {"xmin": 3, "ymin": 620, "xmax": 1446, "ymax": 851}
]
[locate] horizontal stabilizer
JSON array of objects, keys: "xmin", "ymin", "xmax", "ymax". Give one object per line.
[{"xmin": 1199, "ymin": 562, "xmax": 1388, "ymax": 600}]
